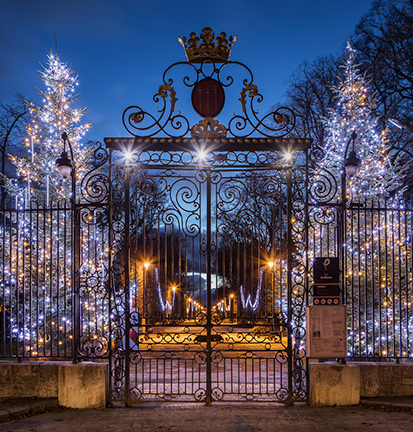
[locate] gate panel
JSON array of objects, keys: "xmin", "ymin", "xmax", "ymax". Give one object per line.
[
  {"xmin": 209, "ymin": 167, "xmax": 291, "ymax": 402},
  {"xmin": 110, "ymin": 163, "xmax": 210, "ymax": 403}
]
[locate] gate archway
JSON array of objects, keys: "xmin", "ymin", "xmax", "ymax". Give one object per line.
[{"xmin": 78, "ymin": 28, "xmax": 312, "ymax": 404}]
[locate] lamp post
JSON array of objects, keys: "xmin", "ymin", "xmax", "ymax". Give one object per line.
[
  {"xmin": 341, "ymin": 131, "xmax": 361, "ymax": 310},
  {"xmin": 56, "ymin": 132, "xmax": 79, "ymax": 362},
  {"xmin": 342, "ymin": 131, "xmax": 361, "ymax": 210},
  {"xmin": 172, "ymin": 285, "xmax": 176, "ymax": 317},
  {"xmin": 143, "ymin": 262, "xmax": 150, "ymax": 332},
  {"xmin": 267, "ymin": 261, "xmax": 275, "ymax": 319},
  {"xmin": 343, "ymin": 131, "xmax": 361, "ymax": 179}
]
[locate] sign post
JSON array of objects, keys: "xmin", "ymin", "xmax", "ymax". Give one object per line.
[{"xmin": 307, "ymin": 257, "xmax": 347, "ymax": 359}]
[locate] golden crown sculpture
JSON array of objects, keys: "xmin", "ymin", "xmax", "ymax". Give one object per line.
[{"xmin": 178, "ymin": 27, "xmax": 237, "ymax": 63}]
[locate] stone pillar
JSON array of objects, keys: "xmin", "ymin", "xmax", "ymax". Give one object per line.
[
  {"xmin": 58, "ymin": 362, "xmax": 108, "ymax": 409},
  {"xmin": 309, "ymin": 363, "xmax": 360, "ymax": 406}
]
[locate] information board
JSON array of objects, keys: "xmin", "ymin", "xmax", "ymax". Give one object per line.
[
  {"xmin": 307, "ymin": 305, "xmax": 347, "ymax": 358},
  {"xmin": 313, "ymin": 257, "xmax": 341, "ymax": 305}
]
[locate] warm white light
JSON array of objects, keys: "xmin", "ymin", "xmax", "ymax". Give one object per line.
[
  {"xmin": 193, "ymin": 143, "xmax": 213, "ymax": 164},
  {"xmin": 283, "ymin": 151, "xmax": 293, "ymax": 162},
  {"xmin": 197, "ymin": 149, "xmax": 207, "ymax": 162},
  {"xmin": 345, "ymin": 164, "xmax": 359, "ymax": 178},
  {"xmin": 124, "ymin": 150, "xmax": 133, "ymax": 161},
  {"xmin": 58, "ymin": 165, "xmax": 72, "ymax": 178}
]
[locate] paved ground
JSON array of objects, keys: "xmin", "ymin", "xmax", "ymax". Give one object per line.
[{"xmin": 0, "ymin": 399, "xmax": 413, "ymax": 432}]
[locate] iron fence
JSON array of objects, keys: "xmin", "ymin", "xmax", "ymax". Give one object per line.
[
  {"xmin": 307, "ymin": 196, "xmax": 413, "ymax": 360},
  {"xmin": 0, "ymin": 201, "xmax": 73, "ymax": 358},
  {"xmin": 0, "ymin": 197, "xmax": 111, "ymax": 360},
  {"xmin": 345, "ymin": 198, "xmax": 413, "ymax": 359},
  {"xmin": 1, "ymin": 195, "xmax": 412, "ymax": 361}
]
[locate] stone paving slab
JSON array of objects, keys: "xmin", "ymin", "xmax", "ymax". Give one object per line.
[{"xmin": 0, "ymin": 403, "xmax": 412, "ymax": 432}]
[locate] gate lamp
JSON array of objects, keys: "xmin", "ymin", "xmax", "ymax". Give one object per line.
[
  {"xmin": 344, "ymin": 132, "xmax": 361, "ymax": 178},
  {"xmin": 56, "ymin": 152, "xmax": 72, "ymax": 178},
  {"xmin": 57, "ymin": 132, "xmax": 74, "ymax": 179},
  {"xmin": 56, "ymin": 131, "xmax": 76, "ymax": 206}
]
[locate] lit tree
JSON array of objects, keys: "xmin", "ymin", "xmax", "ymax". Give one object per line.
[
  {"xmin": 311, "ymin": 43, "xmax": 411, "ymax": 358},
  {"xmin": 0, "ymin": 51, "xmax": 94, "ymax": 358},
  {"xmin": 7, "ymin": 50, "xmax": 92, "ymax": 205},
  {"xmin": 319, "ymin": 42, "xmax": 406, "ymax": 200}
]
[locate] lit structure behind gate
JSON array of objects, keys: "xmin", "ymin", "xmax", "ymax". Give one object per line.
[{"xmin": 102, "ymin": 28, "xmax": 311, "ymax": 404}]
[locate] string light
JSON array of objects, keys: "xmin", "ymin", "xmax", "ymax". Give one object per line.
[
  {"xmin": 239, "ymin": 266, "xmax": 265, "ymax": 311},
  {"xmin": 153, "ymin": 267, "xmax": 176, "ymax": 312}
]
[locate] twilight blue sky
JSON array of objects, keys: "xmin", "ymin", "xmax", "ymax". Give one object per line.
[{"xmin": 1, "ymin": 0, "xmax": 373, "ymax": 142}]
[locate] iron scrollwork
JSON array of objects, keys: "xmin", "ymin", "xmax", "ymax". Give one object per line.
[
  {"xmin": 80, "ymin": 141, "xmax": 110, "ymax": 203},
  {"xmin": 122, "ymin": 59, "xmax": 295, "ymax": 139}
]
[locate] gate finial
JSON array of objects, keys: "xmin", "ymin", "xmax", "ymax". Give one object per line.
[{"xmin": 178, "ymin": 27, "xmax": 237, "ymax": 63}]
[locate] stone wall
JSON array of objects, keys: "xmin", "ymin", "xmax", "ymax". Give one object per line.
[
  {"xmin": 0, "ymin": 362, "xmax": 59, "ymax": 399},
  {"xmin": 309, "ymin": 362, "xmax": 413, "ymax": 406},
  {"xmin": 2, "ymin": 360, "xmax": 411, "ymax": 408},
  {"xmin": 0, "ymin": 362, "xmax": 107, "ymax": 409},
  {"xmin": 356, "ymin": 362, "xmax": 413, "ymax": 398}
]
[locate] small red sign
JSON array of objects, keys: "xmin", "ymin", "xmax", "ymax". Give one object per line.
[{"xmin": 192, "ymin": 78, "xmax": 225, "ymax": 118}]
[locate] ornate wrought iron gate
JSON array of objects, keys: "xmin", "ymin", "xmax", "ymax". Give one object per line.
[
  {"xmin": 75, "ymin": 28, "xmax": 312, "ymax": 405},
  {"xmin": 103, "ymin": 138, "xmax": 309, "ymax": 404}
]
